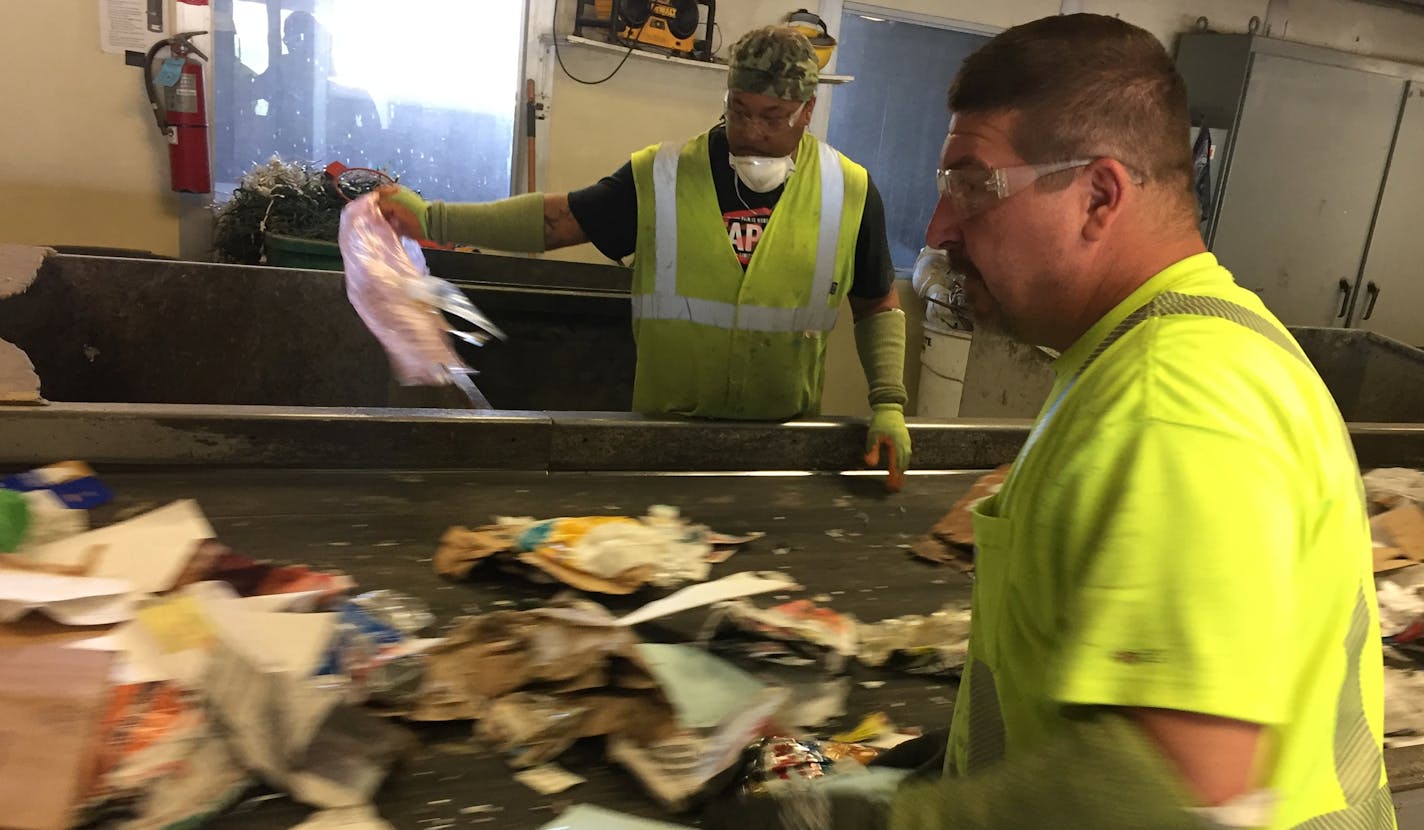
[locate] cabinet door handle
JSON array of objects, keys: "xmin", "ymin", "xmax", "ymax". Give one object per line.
[
  {"xmin": 1337, "ymin": 278, "xmax": 1352, "ymax": 318},
  {"xmin": 1364, "ymin": 281, "xmax": 1381, "ymax": 320}
]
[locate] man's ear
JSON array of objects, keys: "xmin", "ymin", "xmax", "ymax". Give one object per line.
[{"xmin": 1082, "ymin": 158, "xmax": 1133, "ymax": 242}]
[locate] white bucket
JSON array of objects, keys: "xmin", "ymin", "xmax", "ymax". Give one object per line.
[{"xmin": 917, "ymin": 321, "xmax": 973, "ymax": 418}]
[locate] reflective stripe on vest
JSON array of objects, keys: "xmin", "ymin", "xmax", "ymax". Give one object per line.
[{"xmin": 631, "ymin": 139, "xmax": 845, "ymax": 333}]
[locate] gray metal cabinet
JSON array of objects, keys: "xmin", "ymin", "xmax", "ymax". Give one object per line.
[
  {"xmin": 1178, "ymin": 34, "xmax": 1424, "ymax": 342},
  {"xmin": 1210, "ymin": 53, "xmax": 1402, "ymax": 325},
  {"xmin": 1356, "ymin": 83, "xmax": 1424, "ymax": 346}
]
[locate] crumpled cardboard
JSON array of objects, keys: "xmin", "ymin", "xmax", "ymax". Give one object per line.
[
  {"xmin": 407, "ymin": 599, "xmax": 678, "ymax": 754},
  {"xmin": 0, "ymin": 245, "xmax": 48, "ymax": 404},
  {"xmin": 912, "ymin": 464, "xmax": 1012, "ymax": 570},
  {"xmin": 1373, "ymin": 503, "xmax": 1424, "ymax": 574},
  {"xmin": 0, "ymin": 644, "xmax": 113, "ymax": 830}
]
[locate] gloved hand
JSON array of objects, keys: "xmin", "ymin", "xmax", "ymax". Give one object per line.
[
  {"xmin": 855, "ymin": 308, "xmax": 910, "ymax": 492},
  {"xmin": 865, "ymin": 403, "xmax": 911, "ymax": 493},
  {"xmin": 374, "ymin": 186, "xmax": 548, "ymax": 253},
  {"xmin": 869, "ymin": 728, "xmax": 948, "ymax": 776},
  {"xmin": 375, "ymin": 184, "xmax": 429, "ymax": 240}
]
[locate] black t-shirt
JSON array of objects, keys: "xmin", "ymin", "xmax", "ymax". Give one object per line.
[{"xmin": 566, "ymin": 125, "xmax": 894, "ymax": 299}]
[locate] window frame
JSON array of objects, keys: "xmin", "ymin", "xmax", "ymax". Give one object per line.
[
  {"xmin": 179, "ymin": 0, "xmax": 552, "ymax": 258},
  {"xmin": 810, "ymin": 1, "xmax": 1001, "ymax": 276}
]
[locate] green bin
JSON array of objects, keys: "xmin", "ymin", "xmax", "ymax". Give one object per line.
[{"xmin": 264, "ymin": 232, "xmax": 343, "ymax": 271}]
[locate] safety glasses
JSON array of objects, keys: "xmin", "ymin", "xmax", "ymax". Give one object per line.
[
  {"xmin": 934, "ymin": 159, "xmax": 1093, "ymax": 218},
  {"xmin": 723, "ymin": 92, "xmax": 806, "ymax": 135}
]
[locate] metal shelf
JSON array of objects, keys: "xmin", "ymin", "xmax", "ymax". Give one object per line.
[{"xmin": 561, "ymin": 35, "xmax": 853, "ymax": 84}]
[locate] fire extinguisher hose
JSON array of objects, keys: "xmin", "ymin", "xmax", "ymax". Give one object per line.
[{"xmin": 142, "ymin": 31, "xmax": 208, "ymax": 135}]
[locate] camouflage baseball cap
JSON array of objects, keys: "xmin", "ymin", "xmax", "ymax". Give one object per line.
[{"xmin": 727, "ymin": 26, "xmax": 820, "ymax": 102}]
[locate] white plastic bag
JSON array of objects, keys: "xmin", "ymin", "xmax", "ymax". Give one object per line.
[
  {"xmin": 1365, "ymin": 468, "xmax": 1424, "ymax": 509},
  {"xmin": 338, "ymin": 193, "xmax": 504, "ymax": 406}
]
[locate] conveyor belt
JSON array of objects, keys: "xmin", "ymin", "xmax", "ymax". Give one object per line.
[
  {"xmin": 11, "ymin": 403, "xmax": 1424, "ymax": 826},
  {"xmin": 95, "ymin": 468, "xmax": 976, "ymax": 829}
]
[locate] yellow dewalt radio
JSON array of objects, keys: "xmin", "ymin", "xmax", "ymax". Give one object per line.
[{"xmin": 575, "ymin": 0, "xmax": 715, "ymax": 61}]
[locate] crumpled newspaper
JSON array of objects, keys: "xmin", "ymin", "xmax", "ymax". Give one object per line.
[
  {"xmin": 339, "ymin": 192, "xmax": 504, "ymax": 406},
  {"xmin": 857, "ymin": 605, "xmax": 973, "ymax": 677},
  {"xmin": 1384, "ymin": 665, "xmax": 1424, "ymax": 747},
  {"xmin": 1364, "ymin": 468, "xmax": 1424, "ymax": 512},
  {"xmin": 436, "ymin": 506, "xmax": 758, "ymax": 593},
  {"xmin": 1378, "ymin": 579, "xmax": 1424, "ymax": 637}
]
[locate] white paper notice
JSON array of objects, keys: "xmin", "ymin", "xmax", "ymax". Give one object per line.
[{"xmin": 99, "ymin": 0, "xmax": 166, "ymax": 54}]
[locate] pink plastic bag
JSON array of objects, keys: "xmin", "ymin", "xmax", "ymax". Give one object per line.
[{"xmin": 339, "ymin": 193, "xmax": 504, "ymax": 406}]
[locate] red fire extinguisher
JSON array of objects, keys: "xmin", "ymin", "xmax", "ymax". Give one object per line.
[{"xmin": 143, "ymin": 31, "xmax": 212, "ymax": 194}]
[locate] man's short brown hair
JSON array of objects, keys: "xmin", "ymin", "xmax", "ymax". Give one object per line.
[{"xmin": 949, "ymin": 14, "xmax": 1194, "ymax": 209}]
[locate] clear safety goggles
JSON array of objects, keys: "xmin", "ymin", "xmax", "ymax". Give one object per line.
[
  {"xmin": 934, "ymin": 159, "xmax": 1092, "ymax": 219},
  {"xmin": 723, "ymin": 92, "xmax": 807, "ymax": 134}
]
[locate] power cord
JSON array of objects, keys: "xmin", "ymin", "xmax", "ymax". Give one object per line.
[{"xmin": 553, "ymin": 0, "xmax": 648, "ymax": 85}]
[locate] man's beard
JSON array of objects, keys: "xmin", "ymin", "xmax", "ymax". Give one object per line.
[{"xmin": 949, "ymin": 252, "xmax": 1013, "ymax": 338}]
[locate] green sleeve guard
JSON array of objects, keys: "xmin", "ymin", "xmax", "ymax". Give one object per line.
[
  {"xmin": 891, "ymin": 710, "xmax": 1211, "ymax": 830},
  {"xmin": 855, "ymin": 309, "xmax": 909, "ymax": 410},
  {"xmin": 427, "ymin": 192, "xmax": 547, "ymax": 253}
]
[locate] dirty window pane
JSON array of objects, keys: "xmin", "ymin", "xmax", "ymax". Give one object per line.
[
  {"xmin": 212, "ymin": 0, "xmax": 523, "ymax": 202},
  {"xmin": 827, "ymin": 13, "xmax": 989, "ymax": 271}
]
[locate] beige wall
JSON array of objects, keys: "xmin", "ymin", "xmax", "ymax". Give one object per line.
[
  {"xmin": 0, "ymin": 1, "xmax": 179, "ymax": 255},
  {"xmin": 5, "ymin": 0, "xmax": 1424, "ymax": 409}
]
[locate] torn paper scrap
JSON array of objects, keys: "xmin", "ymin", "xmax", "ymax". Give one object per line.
[
  {"xmin": 290, "ymin": 805, "xmax": 396, "ymax": 830},
  {"xmin": 635, "ymin": 643, "xmax": 765, "ymax": 730},
  {"xmin": 18, "ymin": 500, "xmax": 213, "ymax": 594},
  {"xmin": 0, "ymin": 338, "xmax": 41, "ymax": 404},
  {"xmin": 617, "ymin": 571, "xmax": 800, "ymax": 627},
  {"xmin": 513, "ymin": 763, "xmax": 586, "ymax": 795},
  {"xmin": 0, "ymin": 571, "xmax": 135, "ymax": 626},
  {"xmin": 0, "ymin": 243, "xmax": 51, "ymax": 300},
  {"xmin": 538, "ymin": 804, "xmax": 694, "ymax": 829}
]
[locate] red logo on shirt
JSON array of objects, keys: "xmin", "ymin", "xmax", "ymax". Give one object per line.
[{"xmin": 725, "ymin": 207, "xmax": 773, "ymax": 266}]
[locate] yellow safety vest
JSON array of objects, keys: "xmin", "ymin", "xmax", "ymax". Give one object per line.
[
  {"xmin": 952, "ymin": 255, "xmax": 1393, "ymax": 829},
  {"xmin": 627, "ymin": 130, "xmax": 867, "ymax": 419}
]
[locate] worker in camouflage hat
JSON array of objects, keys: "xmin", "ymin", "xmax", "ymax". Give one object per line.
[
  {"xmin": 727, "ymin": 25, "xmax": 820, "ymax": 102},
  {"xmin": 379, "ymin": 23, "xmax": 910, "ymax": 491}
]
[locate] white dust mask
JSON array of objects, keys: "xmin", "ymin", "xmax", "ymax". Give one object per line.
[{"xmin": 728, "ymin": 153, "xmax": 796, "ymax": 193}]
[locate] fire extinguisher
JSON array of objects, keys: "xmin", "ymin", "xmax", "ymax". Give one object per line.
[{"xmin": 143, "ymin": 31, "xmax": 212, "ymax": 194}]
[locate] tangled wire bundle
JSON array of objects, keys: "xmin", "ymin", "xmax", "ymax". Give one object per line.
[{"xmin": 212, "ymin": 157, "xmax": 389, "ymax": 264}]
